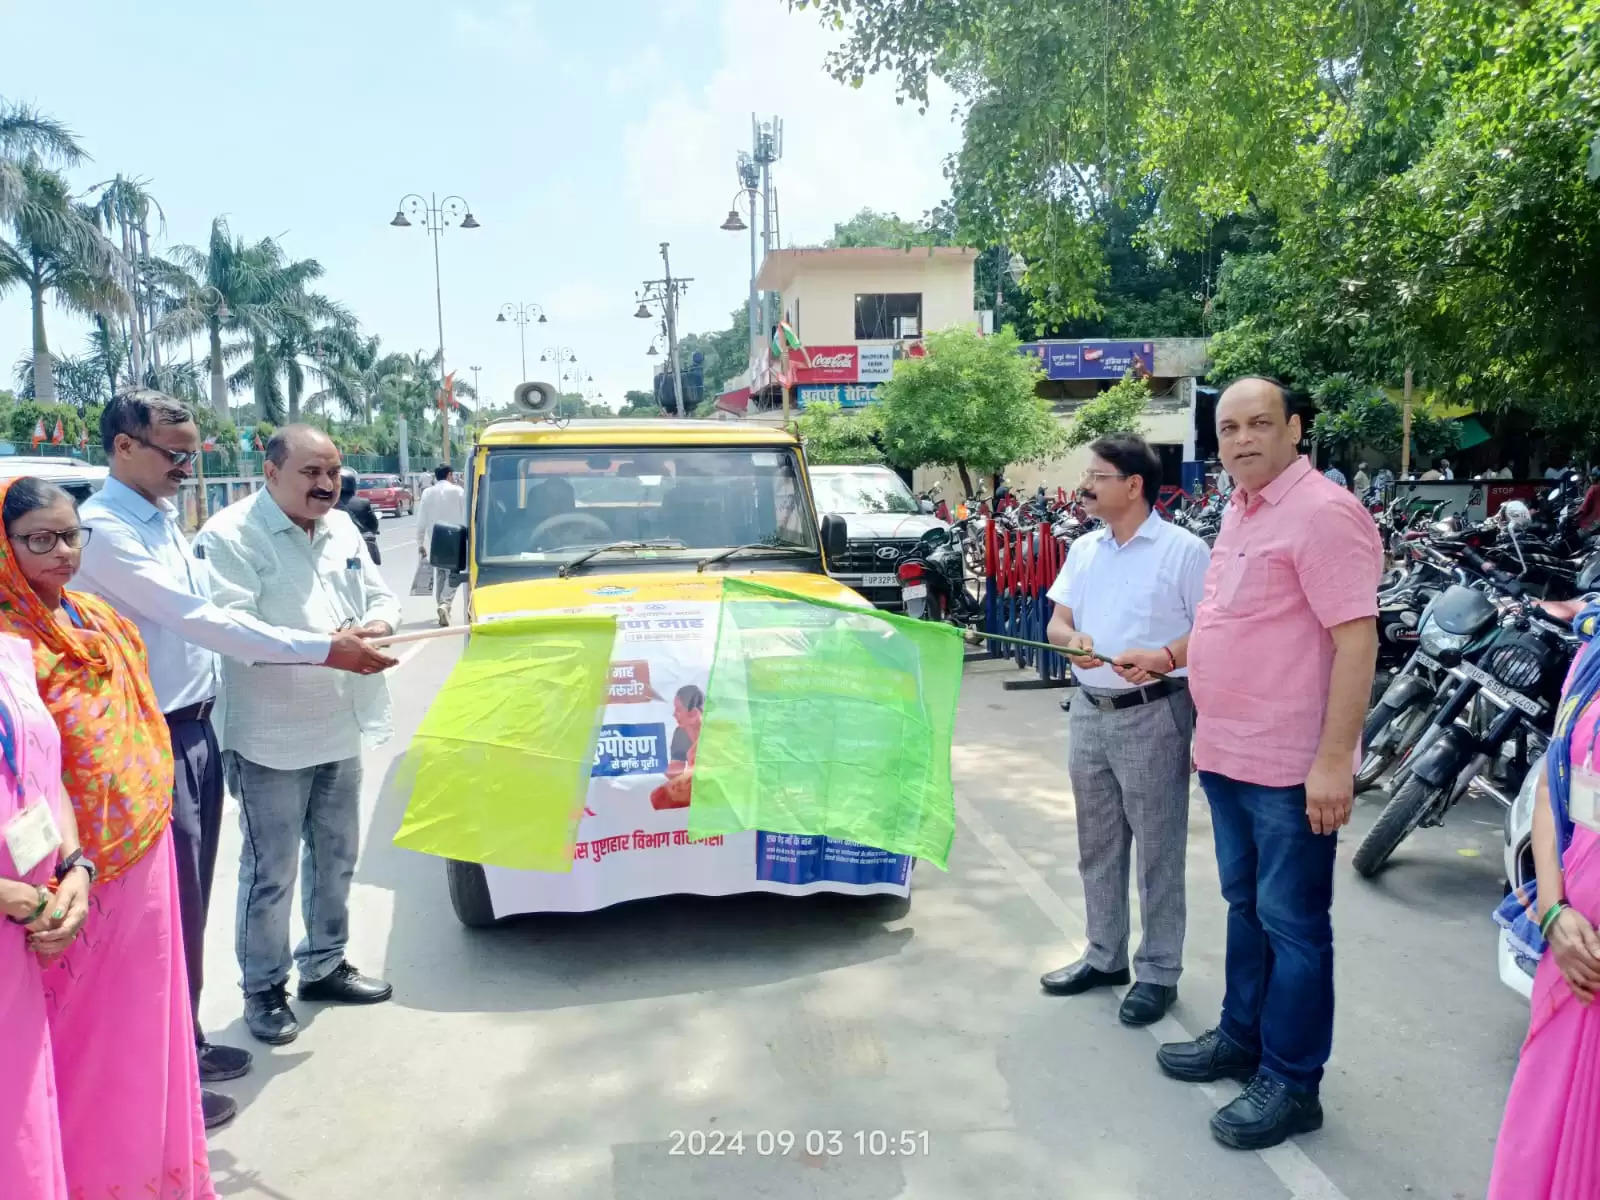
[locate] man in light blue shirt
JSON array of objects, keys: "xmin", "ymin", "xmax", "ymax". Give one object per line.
[
  {"xmin": 1039, "ymin": 433, "xmax": 1210, "ymax": 1028},
  {"xmin": 75, "ymin": 390, "xmax": 395, "ymax": 1129}
]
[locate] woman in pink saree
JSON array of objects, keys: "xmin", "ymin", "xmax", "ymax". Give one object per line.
[
  {"xmin": 1491, "ymin": 602, "xmax": 1600, "ymax": 1198},
  {"xmin": 0, "ymin": 630, "xmax": 75, "ymax": 1199},
  {"xmin": 0, "ymin": 476, "xmax": 213, "ymax": 1198}
]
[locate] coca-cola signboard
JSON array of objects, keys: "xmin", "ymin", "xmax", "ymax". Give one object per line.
[{"xmin": 791, "ymin": 345, "xmax": 858, "ymax": 384}]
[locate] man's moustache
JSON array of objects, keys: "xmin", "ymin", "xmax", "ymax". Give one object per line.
[
  {"xmin": 309, "ymin": 490, "xmax": 335, "ymax": 500},
  {"xmin": 1081, "ymin": 489, "xmax": 1097, "ymax": 501}
]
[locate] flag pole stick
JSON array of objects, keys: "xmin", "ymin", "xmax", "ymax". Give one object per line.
[
  {"xmin": 959, "ymin": 627, "xmax": 1169, "ymax": 680},
  {"xmin": 369, "ymin": 619, "xmax": 1166, "ymax": 678}
]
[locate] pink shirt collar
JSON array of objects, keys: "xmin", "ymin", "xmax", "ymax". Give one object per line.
[{"xmin": 1230, "ymin": 455, "xmax": 1313, "ymax": 513}]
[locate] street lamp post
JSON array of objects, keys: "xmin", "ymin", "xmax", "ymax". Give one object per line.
[
  {"xmin": 495, "ymin": 301, "xmax": 548, "ymax": 381},
  {"xmin": 389, "ymin": 191, "xmax": 480, "ymax": 464},
  {"xmin": 720, "ymin": 149, "xmax": 763, "ymax": 362},
  {"xmin": 634, "ymin": 243, "xmax": 691, "ymax": 417},
  {"xmin": 539, "ymin": 346, "xmax": 581, "ymax": 405}
]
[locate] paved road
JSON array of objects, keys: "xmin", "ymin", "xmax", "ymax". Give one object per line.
[{"xmin": 203, "ymin": 515, "xmax": 1528, "ymax": 1198}]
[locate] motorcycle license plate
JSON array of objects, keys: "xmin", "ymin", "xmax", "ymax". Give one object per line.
[
  {"xmin": 1457, "ymin": 662, "xmax": 1545, "ymax": 718},
  {"xmin": 902, "ymin": 584, "xmax": 928, "ymax": 600},
  {"xmin": 1413, "ymin": 651, "xmax": 1441, "ymax": 672},
  {"xmin": 863, "ymin": 574, "xmax": 898, "ymax": 587}
]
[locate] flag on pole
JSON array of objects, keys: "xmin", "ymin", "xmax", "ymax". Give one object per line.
[
  {"xmin": 253, "ymin": 432, "xmax": 264, "ymax": 451},
  {"xmin": 30, "ymin": 419, "xmax": 46, "ymax": 447},
  {"xmin": 687, "ymin": 578, "xmax": 962, "ymax": 867},
  {"xmin": 77, "ymin": 427, "xmax": 88, "ymax": 450},
  {"xmin": 50, "ymin": 418, "xmax": 63, "ymax": 445},
  {"xmin": 202, "ymin": 436, "xmax": 217, "ymax": 451},
  {"xmin": 769, "ymin": 320, "xmax": 808, "ymax": 367},
  {"xmin": 438, "ymin": 371, "xmax": 457, "ymax": 412},
  {"xmin": 392, "ymin": 615, "xmax": 616, "ymax": 872}
]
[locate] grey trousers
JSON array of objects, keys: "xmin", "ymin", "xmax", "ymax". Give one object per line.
[
  {"xmin": 1067, "ymin": 687, "xmax": 1195, "ymax": 986},
  {"xmin": 227, "ymin": 752, "xmax": 362, "ymax": 995},
  {"xmin": 433, "ymin": 566, "xmax": 459, "ymax": 608}
]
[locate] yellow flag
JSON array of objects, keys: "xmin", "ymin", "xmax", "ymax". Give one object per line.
[{"xmin": 392, "ymin": 614, "xmax": 615, "ymax": 872}]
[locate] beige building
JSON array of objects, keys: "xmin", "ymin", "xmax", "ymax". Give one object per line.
[
  {"xmin": 714, "ymin": 246, "xmax": 981, "ymax": 415},
  {"xmin": 713, "ymin": 247, "xmax": 1211, "ymax": 500},
  {"xmin": 756, "ymin": 246, "xmax": 982, "ymax": 346}
]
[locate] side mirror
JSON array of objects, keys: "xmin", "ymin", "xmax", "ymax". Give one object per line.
[
  {"xmin": 820, "ymin": 513, "xmax": 848, "ymax": 563},
  {"xmin": 430, "ymin": 523, "xmax": 467, "ymax": 572},
  {"xmin": 919, "ymin": 498, "xmax": 936, "ymax": 513},
  {"xmin": 920, "ymin": 526, "xmax": 950, "ymax": 548}
]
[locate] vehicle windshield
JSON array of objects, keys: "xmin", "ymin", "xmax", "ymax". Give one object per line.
[
  {"xmin": 360, "ymin": 476, "xmax": 398, "ymax": 488},
  {"xmin": 476, "ymin": 445, "xmax": 818, "ymax": 563},
  {"xmin": 811, "ymin": 469, "xmax": 920, "ymax": 515}
]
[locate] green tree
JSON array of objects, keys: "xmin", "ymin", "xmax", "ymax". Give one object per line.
[
  {"xmin": 87, "ymin": 175, "xmax": 164, "ymax": 383},
  {"xmin": 0, "ymin": 100, "xmax": 85, "ymax": 223},
  {"xmin": 674, "ymin": 301, "xmax": 755, "ymax": 402},
  {"xmin": 876, "ymin": 326, "xmax": 1059, "ymax": 495},
  {"xmin": 1308, "ymin": 375, "xmax": 1458, "ymax": 469},
  {"xmin": 824, "ymin": 208, "xmax": 941, "ymax": 248},
  {"xmin": 156, "ymin": 218, "xmax": 322, "ymax": 422},
  {"xmin": 1064, "ymin": 373, "xmax": 1151, "ymax": 448},
  {"xmin": 792, "ymin": 0, "xmax": 1600, "ymax": 430},
  {"xmin": 794, "ymin": 400, "xmax": 886, "ymax": 465},
  {"xmin": 0, "ymin": 160, "xmax": 126, "ymax": 402}
]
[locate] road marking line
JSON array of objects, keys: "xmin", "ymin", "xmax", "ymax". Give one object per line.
[
  {"xmin": 392, "ymin": 640, "xmax": 430, "ymax": 671},
  {"xmin": 954, "ymin": 793, "xmax": 1354, "ymax": 1200}
]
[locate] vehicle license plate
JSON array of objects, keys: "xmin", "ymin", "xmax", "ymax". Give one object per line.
[
  {"xmin": 1413, "ymin": 651, "xmax": 1441, "ymax": 672},
  {"xmin": 902, "ymin": 584, "xmax": 928, "ymax": 600},
  {"xmin": 863, "ymin": 573, "xmax": 898, "ymax": 587},
  {"xmin": 1459, "ymin": 662, "xmax": 1544, "ymax": 718}
]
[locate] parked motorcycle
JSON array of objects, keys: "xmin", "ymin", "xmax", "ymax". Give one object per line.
[
  {"xmin": 1352, "ymin": 547, "xmax": 1577, "ymax": 877},
  {"xmin": 896, "ymin": 525, "xmax": 982, "ymax": 625},
  {"xmin": 1358, "ymin": 579, "xmax": 1498, "ymax": 793}
]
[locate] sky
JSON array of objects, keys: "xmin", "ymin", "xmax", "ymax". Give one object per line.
[{"xmin": 0, "ymin": 0, "xmax": 962, "ymax": 417}]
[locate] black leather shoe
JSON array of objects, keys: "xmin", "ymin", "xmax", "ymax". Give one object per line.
[
  {"xmin": 1039, "ymin": 960, "xmax": 1131, "ymax": 995},
  {"xmin": 197, "ymin": 1040, "xmax": 253, "ymax": 1082},
  {"xmin": 202, "ymin": 1089, "xmax": 237, "ymax": 1131},
  {"xmin": 1156, "ymin": 1027, "xmax": 1259, "ymax": 1083},
  {"xmin": 1118, "ymin": 982, "xmax": 1177, "ymax": 1026},
  {"xmin": 1210, "ymin": 1072, "xmax": 1323, "ymax": 1150},
  {"xmin": 298, "ymin": 960, "xmax": 393, "ymax": 1005},
  {"xmin": 244, "ymin": 985, "xmax": 300, "ymax": 1045}
]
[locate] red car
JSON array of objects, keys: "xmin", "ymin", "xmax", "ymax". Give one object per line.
[{"xmin": 357, "ymin": 474, "xmax": 414, "ymax": 517}]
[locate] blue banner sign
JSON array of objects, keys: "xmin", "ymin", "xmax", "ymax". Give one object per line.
[
  {"xmin": 1019, "ymin": 340, "xmax": 1155, "ymax": 380},
  {"xmin": 795, "ymin": 384, "xmax": 881, "ymax": 409}
]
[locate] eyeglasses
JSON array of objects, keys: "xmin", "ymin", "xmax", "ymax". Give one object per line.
[
  {"xmin": 1080, "ymin": 470, "xmax": 1130, "ymax": 483},
  {"xmin": 10, "ymin": 527, "xmax": 92, "ymax": 555},
  {"xmin": 130, "ymin": 435, "xmax": 199, "ymax": 469}
]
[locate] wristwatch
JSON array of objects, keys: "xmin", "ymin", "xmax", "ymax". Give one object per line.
[{"xmin": 56, "ymin": 848, "xmax": 96, "ymax": 885}]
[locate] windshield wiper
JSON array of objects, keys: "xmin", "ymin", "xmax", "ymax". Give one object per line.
[
  {"xmin": 557, "ymin": 540, "xmax": 685, "ymax": 578},
  {"xmin": 695, "ymin": 541, "xmax": 812, "ymax": 573}
]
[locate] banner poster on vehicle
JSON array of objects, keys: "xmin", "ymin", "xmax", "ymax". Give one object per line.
[{"xmin": 481, "ymin": 597, "xmax": 914, "ymax": 915}]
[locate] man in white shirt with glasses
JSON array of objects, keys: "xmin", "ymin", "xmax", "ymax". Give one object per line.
[{"xmin": 1038, "ymin": 434, "xmax": 1210, "ymax": 1028}]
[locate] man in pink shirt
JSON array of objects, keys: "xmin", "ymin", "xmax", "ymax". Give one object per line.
[{"xmin": 1156, "ymin": 377, "xmax": 1381, "ymax": 1151}]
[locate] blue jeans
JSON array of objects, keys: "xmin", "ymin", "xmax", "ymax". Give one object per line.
[
  {"xmin": 1199, "ymin": 771, "xmax": 1337, "ymax": 1092},
  {"xmin": 227, "ymin": 752, "xmax": 362, "ymax": 995}
]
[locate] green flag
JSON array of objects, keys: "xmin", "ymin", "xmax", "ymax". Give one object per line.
[
  {"xmin": 392, "ymin": 614, "xmax": 615, "ymax": 872},
  {"xmin": 687, "ymin": 578, "xmax": 962, "ymax": 868}
]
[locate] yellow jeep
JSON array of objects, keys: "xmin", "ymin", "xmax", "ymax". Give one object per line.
[{"xmin": 426, "ymin": 416, "xmax": 915, "ymax": 926}]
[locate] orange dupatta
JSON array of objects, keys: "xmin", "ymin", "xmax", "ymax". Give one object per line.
[{"xmin": 0, "ymin": 478, "xmax": 173, "ymax": 884}]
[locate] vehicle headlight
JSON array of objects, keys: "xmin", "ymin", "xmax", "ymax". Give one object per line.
[{"xmin": 1420, "ymin": 625, "xmax": 1470, "ymax": 658}]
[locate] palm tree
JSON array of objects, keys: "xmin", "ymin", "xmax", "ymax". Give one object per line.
[
  {"xmin": 0, "ymin": 160, "xmax": 127, "ymax": 401},
  {"xmin": 0, "ymin": 99, "xmax": 85, "ymax": 221},
  {"xmin": 155, "ymin": 218, "xmax": 322, "ymax": 422},
  {"xmin": 227, "ymin": 292, "xmax": 354, "ymax": 424},
  {"xmin": 88, "ymin": 175, "xmax": 163, "ymax": 381}
]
